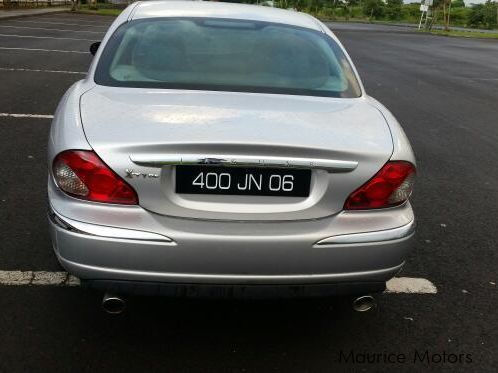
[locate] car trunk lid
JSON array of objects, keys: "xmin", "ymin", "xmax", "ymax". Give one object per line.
[{"xmin": 80, "ymin": 86, "xmax": 393, "ymax": 220}]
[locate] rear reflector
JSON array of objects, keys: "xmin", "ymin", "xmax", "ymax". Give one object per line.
[
  {"xmin": 344, "ymin": 161, "xmax": 415, "ymax": 210},
  {"xmin": 53, "ymin": 150, "xmax": 138, "ymax": 205}
]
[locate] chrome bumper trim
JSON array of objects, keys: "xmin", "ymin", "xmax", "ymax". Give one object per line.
[
  {"xmin": 48, "ymin": 209, "xmax": 174, "ymax": 243},
  {"xmin": 130, "ymin": 154, "xmax": 358, "ymax": 172},
  {"xmin": 315, "ymin": 220, "xmax": 416, "ymax": 245}
]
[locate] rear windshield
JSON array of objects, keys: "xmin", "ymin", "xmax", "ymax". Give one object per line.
[{"xmin": 95, "ymin": 18, "xmax": 362, "ymax": 98}]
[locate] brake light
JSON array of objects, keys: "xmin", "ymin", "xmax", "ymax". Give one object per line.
[
  {"xmin": 52, "ymin": 150, "xmax": 138, "ymax": 205},
  {"xmin": 344, "ymin": 161, "xmax": 415, "ymax": 210}
]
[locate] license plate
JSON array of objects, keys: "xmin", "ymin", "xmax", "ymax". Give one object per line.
[{"xmin": 176, "ymin": 166, "xmax": 311, "ymax": 197}]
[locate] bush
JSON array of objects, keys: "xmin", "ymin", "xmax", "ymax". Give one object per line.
[
  {"xmin": 385, "ymin": 0, "xmax": 403, "ymax": 20},
  {"xmin": 450, "ymin": 7, "xmax": 470, "ymax": 26},
  {"xmin": 350, "ymin": 6, "xmax": 363, "ymax": 18},
  {"xmin": 319, "ymin": 7, "xmax": 337, "ymax": 19},
  {"xmin": 452, "ymin": 0, "xmax": 465, "ymax": 8},
  {"xmin": 400, "ymin": 3, "xmax": 423, "ymax": 22},
  {"xmin": 468, "ymin": 1, "xmax": 498, "ymax": 29},
  {"xmin": 362, "ymin": 0, "xmax": 385, "ymax": 19}
]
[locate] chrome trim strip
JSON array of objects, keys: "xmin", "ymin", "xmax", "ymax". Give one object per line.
[
  {"xmin": 130, "ymin": 154, "xmax": 358, "ymax": 172},
  {"xmin": 48, "ymin": 209, "xmax": 173, "ymax": 243},
  {"xmin": 315, "ymin": 220, "xmax": 416, "ymax": 245}
]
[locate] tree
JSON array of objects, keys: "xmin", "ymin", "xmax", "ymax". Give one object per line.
[
  {"xmin": 339, "ymin": 0, "xmax": 361, "ymax": 21},
  {"xmin": 442, "ymin": 0, "xmax": 451, "ymax": 30},
  {"xmin": 362, "ymin": 0, "xmax": 385, "ymax": 19},
  {"xmin": 385, "ymin": 0, "xmax": 403, "ymax": 20},
  {"xmin": 452, "ymin": 0, "xmax": 465, "ymax": 8},
  {"xmin": 70, "ymin": 0, "xmax": 80, "ymax": 11},
  {"xmin": 468, "ymin": 1, "xmax": 498, "ymax": 29}
]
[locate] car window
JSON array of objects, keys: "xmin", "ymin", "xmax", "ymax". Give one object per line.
[{"xmin": 95, "ymin": 18, "xmax": 362, "ymax": 98}]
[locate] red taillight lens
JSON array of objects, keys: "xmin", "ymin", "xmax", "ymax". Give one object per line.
[
  {"xmin": 344, "ymin": 161, "xmax": 416, "ymax": 210},
  {"xmin": 53, "ymin": 150, "xmax": 138, "ymax": 205}
]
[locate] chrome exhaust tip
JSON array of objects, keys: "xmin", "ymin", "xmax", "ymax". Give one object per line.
[
  {"xmin": 352, "ymin": 295, "xmax": 376, "ymax": 312},
  {"xmin": 102, "ymin": 293, "xmax": 126, "ymax": 314}
]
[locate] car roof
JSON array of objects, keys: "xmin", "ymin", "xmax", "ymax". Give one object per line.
[{"xmin": 130, "ymin": 1, "xmax": 324, "ymax": 32}]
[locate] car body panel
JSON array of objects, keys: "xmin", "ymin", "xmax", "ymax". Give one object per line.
[
  {"xmin": 366, "ymin": 95, "xmax": 416, "ymax": 164},
  {"xmin": 47, "ymin": 80, "xmax": 94, "ymax": 163}
]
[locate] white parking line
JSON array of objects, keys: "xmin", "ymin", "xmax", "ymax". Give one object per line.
[
  {"xmin": 385, "ymin": 277, "xmax": 437, "ymax": 294},
  {"xmin": 0, "ymin": 25, "xmax": 105, "ymax": 34},
  {"xmin": 0, "ymin": 271, "xmax": 437, "ymax": 294},
  {"xmin": 33, "ymin": 16, "xmax": 112, "ymax": 24},
  {"xmin": 0, "ymin": 33, "xmax": 97, "ymax": 42},
  {"xmin": 0, "ymin": 47, "xmax": 88, "ymax": 54},
  {"xmin": 11, "ymin": 19, "xmax": 109, "ymax": 28},
  {"xmin": 0, "ymin": 113, "xmax": 54, "ymax": 119},
  {"xmin": 0, "ymin": 67, "xmax": 85, "ymax": 75},
  {"xmin": 30, "ymin": 16, "xmax": 112, "ymax": 24}
]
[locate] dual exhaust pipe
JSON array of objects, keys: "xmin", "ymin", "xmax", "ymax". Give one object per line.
[
  {"xmin": 102, "ymin": 293, "xmax": 126, "ymax": 314},
  {"xmin": 101, "ymin": 293, "xmax": 376, "ymax": 314},
  {"xmin": 352, "ymin": 295, "xmax": 376, "ymax": 312}
]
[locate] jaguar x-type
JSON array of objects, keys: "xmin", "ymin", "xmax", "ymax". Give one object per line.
[{"xmin": 48, "ymin": 1, "xmax": 416, "ymax": 312}]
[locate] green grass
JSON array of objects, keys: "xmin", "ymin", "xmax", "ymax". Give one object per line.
[
  {"xmin": 426, "ymin": 29, "xmax": 498, "ymax": 39},
  {"xmin": 73, "ymin": 6, "xmax": 122, "ymax": 17}
]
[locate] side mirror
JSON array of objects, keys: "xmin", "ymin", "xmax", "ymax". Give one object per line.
[{"xmin": 90, "ymin": 41, "xmax": 101, "ymax": 56}]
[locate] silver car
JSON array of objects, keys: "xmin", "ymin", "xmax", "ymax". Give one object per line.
[{"xmin": 48, "ymin": 1, "xmax": 416, "ymax": 311}]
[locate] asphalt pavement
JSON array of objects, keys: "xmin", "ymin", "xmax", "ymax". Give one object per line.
[
  {"xmin": 0, "ymin": 7, "xmax": 69, "ymax": 20},
  {"xmin": 0, "ymin": 13, "xmax": 497, "ymax": 372}
]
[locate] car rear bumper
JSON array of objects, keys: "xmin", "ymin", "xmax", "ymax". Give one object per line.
[
  {"xmin": 79, "ymin": 279, "xmax": 388, "ymax": 299},
  {"xmin": 49, "ymin": 203, "xmax": 415, "ymax": 295}
]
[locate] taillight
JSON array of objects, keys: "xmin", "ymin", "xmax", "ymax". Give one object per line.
[
  {"xmin": 344, "ymin": 161, "xmax": 415, "ymax": 210},
  {"xmin": 52, "ymin": 150, "xmax": 138, "ymax": 205}
]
